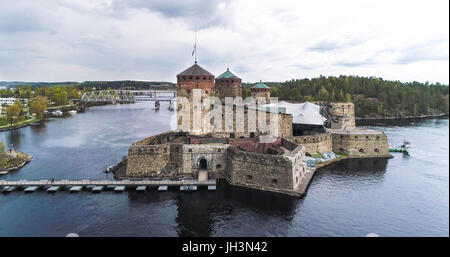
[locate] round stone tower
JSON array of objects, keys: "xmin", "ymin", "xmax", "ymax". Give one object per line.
[
  {"xmin": 176, "ymin": 63, "xmax": 215, "ymax": 134},
  {"xmin": 177, "ymin": 63, "xmax": 215, "ymax": 100},
  {"xmin": 214, "ymin": 68, "xmax": 242, "ymax": 102},
  {"xmin": 251, "ymin": 80, "xmax": 270, "ymax": 103}
]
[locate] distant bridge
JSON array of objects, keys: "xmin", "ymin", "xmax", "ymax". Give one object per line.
[{"xmin": 81, "ymin": 90, "xmax": 177, "ymax": 103}]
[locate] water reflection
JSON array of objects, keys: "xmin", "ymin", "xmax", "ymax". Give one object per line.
[
  {"xmin": 6, "ymin": 130, "xmax": 22, "ymax": 149},
  {"xmin": 124, "ymin": 180, "xmax": 300, "ymax": 237},
  {"xmin": 321, "ymin": 158, "xmax": 389, "ymax": 173}
]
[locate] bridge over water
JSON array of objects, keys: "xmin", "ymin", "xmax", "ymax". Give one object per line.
[
  {"xmin": 1, "ymin": 179, "xmax": 216, "ymax": 193},
  {"xmin": 81, "ymin": 90, "xmax": 177, "ymax": 104}
]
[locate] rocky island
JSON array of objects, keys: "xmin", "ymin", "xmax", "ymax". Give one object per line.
[{"xmin": 0, "ymin": 149, "xmax": 33, "ymax": 175}]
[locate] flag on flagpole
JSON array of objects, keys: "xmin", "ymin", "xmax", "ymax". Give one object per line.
[{"xmin": 192, "ymin": 31, "xmax": 197, "ymax": 63}]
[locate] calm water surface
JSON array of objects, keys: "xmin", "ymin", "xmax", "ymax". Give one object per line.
[{"xmin": 0, "ymin": 102, "xmax": 448, "ymax": 236}]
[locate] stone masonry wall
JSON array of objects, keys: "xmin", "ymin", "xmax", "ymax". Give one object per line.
[
  {"xmin": 291, "ymin": 133, "xmax": 332, "ymax": 154},
  {"xmin": 225, "ymin": 138, "xmax": 307, "ymax": 197},
  {"xmin": 331, "ymin": 131, "xmax": 390, "ymax": 157},
  {"xmin": 126, "ymin": 144, "xmax": 171, "ymax": 177}
]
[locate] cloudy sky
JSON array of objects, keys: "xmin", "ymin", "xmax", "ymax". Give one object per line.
[{"xmin": 0, "ymin": 0, "xmax": 448, "ymax": 84}]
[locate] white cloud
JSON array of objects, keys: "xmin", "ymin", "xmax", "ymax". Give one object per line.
[{"xmin": 0, "ymin": 0, "xmax": 448, "ymax": 84}]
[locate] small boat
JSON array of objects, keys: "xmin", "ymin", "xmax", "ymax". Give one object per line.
[
  {"xmin": 389, "ymin": 140, "xmax": 411, "ymax": 154},
  {"xmin": 52, "ymin": 110, "xmax": 63, "ymax": 116},
  {"xmin": 68, "ymin": 110, "xmax": 77, "ymax": 115}
]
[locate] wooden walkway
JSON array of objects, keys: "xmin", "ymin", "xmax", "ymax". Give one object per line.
[{"xmin": 0, "ymin": 179, "xmax": 216, "ymax": 187}]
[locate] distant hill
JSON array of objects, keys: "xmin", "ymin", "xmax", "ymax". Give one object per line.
[{"xmin": 0, "ymin": 80, "xmax": 176, "ymax": 90}]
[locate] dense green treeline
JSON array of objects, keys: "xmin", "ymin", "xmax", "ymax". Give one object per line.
[
  {"xmin": 3, "ymin": 77, "xmax": 448, "ymax": 118},
  {"xmin": 244, "ymin": 75, "xmax": 449, "ymax": 118},
  {"xmin": 0, "ymin": 85, "xmax": 81, "ymax": 106},
  {"xmin": 0, "ymin": 81, "xmax": 175, "ymax": 106}
]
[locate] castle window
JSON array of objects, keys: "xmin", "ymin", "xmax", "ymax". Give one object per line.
[
  {"xmin": 374, "ymin": 148, "xmax": 379, "ymax": 153},
  {"xmin": 190, "ymin": 76, "xmax": 192, "ymax": 79},
  {"xmin": 376, "ymin": 136, "xmax": 380, "ymax": 140},
  {"xmin": 359, "ymin": 149, "xmax": 364, "ymax": 153},
  {"xmin": 203, "ymin": 77, "xmax": 206, "ymax": 80},
  {"xmin": 196, "ymin": 77, "xmax": 199, "ymax": 80},
  {"xmin": 339, "ymin": 148, "xmax": 344, "ymax": 152},
  {"xmin": 209, "ymin": 76, "xmax": 212, "ymax": 80},
  {"xmin": 250, "ymin": 132, "xmax": 255, "ymax": 138},
  {"xmin": 205, "ymin": 91, "xmax": 208, "ymax": 94},
  {"xmin": 355, "ymin": 136, "xmax": 358, "ymax": 139},
  {"xmin": 366, "ymin": 136, "xmax": 369, "ymax": 139},
  {"xmin": 231, "ymin": 80, "xmax": 234, "ymax": 82},
  {"xmin": 196, "ymin": 84, "xmax": 199, "ymax": 87},
  {"xmin": 271, "ymin": 179, "xmax": 278, "ymax": 186},
  {"xmin": 216, "ymin": 164, "xmax": 222, "ymax": 169},
  {"xmin": 296, "ymin": 177, "xmax": 299, "ymax": 183},
  {"xmin": 230, "ymin": 133, "xmax": 235, "ymax": 138},
  {"xmin": 247, "ymin": 175, "xmax": 252, "ymax": 181}
]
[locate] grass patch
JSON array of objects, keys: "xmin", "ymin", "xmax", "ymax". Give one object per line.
[
  {"xmin": 311, "ymin": 153, "xmax": 323, "ymax": 158},
  {"xmin": 0, "ymin": 115, "xmax": 40, "ymax": 128}
]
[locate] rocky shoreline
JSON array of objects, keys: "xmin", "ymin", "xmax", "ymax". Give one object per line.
[
  {"xmin": 0, "ymin": 150, "xmax": 33, "ymax": 175},
  {"xmin": 355, "ymin": 112, "xmax": 448, "ymax": 121}
]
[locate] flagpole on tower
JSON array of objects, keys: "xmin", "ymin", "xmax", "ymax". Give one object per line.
[{"xmin": 192, "ymin": 31, "xmax": 197, "ymax": 64}]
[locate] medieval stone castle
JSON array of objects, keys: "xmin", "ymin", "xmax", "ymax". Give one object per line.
[{"xmin": 123, "ymin": 63, "xmax": 390, "ymax": 197}]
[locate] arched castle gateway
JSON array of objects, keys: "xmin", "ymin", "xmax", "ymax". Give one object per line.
[{"xmin": 123, "ymin": 62, "xmax": 390, "ymax": 197}]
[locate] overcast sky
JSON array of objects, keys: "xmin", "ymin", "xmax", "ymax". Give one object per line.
[{"xmin": 0, "ymin": 0, "xmax": 448, "ymax": 84}]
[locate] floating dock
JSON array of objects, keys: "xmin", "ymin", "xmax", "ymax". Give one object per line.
[
  {"xmin": 47, "ymin": 186, "xmax": 61, "ymax": 193},
  {"xmin": 24, "ymin": 186, "xmax": 39, "ymax": 193},
  {"xmin": 1, "ymin": 186, "xmax": 17, "ymax": 193},
  {"xmin": 106, "ymin": 185, "xmax": 116, "ymax": 190},
  {"xmin": 69, "ymin": 186, "xmax": 83, "ymax": 193},
  {"xmin": 136, "ymin": 186, "xmax": 147, "ymax": 192},
  {"xmin": 158, "ymin": 185, "xmax": 168, "ymax": 191},
  {"xmin": 91, "ymin": 186, "xmax": 104, "ymax": 193},
  {"xmin": 114, "ymin": 186, "xmax": 126, "ymax": 192}
]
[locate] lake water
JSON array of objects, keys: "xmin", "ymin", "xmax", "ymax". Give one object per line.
[{"xmin": 0, "ymin": 102, "xmax": 448, "ymax": 236}]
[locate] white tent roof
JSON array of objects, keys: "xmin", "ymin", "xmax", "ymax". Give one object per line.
[{"xmin": 261, "ymin": 101, "xmax": 326, "ymax": 125}]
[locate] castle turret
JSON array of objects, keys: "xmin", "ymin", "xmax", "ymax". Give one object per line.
[
  {"xmin": 251, "ymin": 80, "xmax": 270, "ymax": 103},
  {"xmin": 177, "ymin": 63, "xmax": 215, "ymax": 100},
  {"xmin": 214, "ymin": 68, "xmax": 242, "ymax": 102},
  {"xmin": 176, "ymin": 63, "xmax": 215, "ymax": 134}
]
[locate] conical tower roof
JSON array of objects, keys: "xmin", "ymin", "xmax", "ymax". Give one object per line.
[
  {"xmin": 177, "ymin": 63, "xmax": 214, "ymax": 77},
  {"xmin": 217, "ymin": 68, "xmax": 240, "ymax": 79}
]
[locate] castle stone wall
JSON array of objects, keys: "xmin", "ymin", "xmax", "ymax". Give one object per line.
[
  {"xmin": 291, "ymin": 133, "xmax": 333, "ymax": 154},
  {"xmin": 225, "ymin": 139, "xmax": 306, "ymax": 197},
  {"xmin": 330, "ymin": 129, "xmax": 390, "ymax": 157}
]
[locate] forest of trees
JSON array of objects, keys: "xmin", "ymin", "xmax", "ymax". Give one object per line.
[
  {"xmin": 243, "ymin": 75, "xmax": 449, "ymax": 118},
  {"xmin": 2, "ymin": 77, "xmax": 448, "ymax": 118}
]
